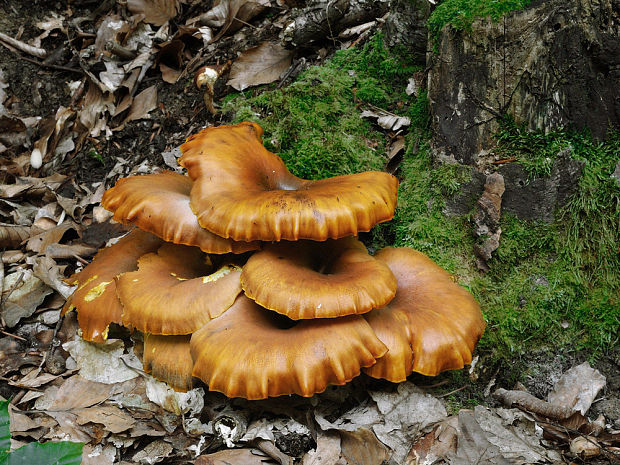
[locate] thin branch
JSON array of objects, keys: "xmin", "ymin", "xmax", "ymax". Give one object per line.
[{"xmin": 0, "ymin": 31, "xmax": 47, "ymax": 58}]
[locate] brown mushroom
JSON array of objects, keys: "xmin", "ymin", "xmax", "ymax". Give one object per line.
[
  {"xmin": 241, "ymin": 237, "xmax": 397, "ymax": 319},
  {"xmin": 363, "ymin": 248, "xmax": 486, "ymax": 380},
  {"xmin": 190, "ymin": 294, "xmax": 388, "ymax": 399},
  {"xmin": 143, "ymin": 334, "xmax": 193, "ymax": 392},
  {"xmin": 117, "ymin": 243, "xmax": 242, "ymax": 335},
  {"xmin": 101, "ymin": 171, "xmax": 259, "ymax": 254},
  {"xmin": 179, "ymin": 122, "xmax": 399, "ymax": 242},
  {"xmin": 62, "ymin": 229, "xmax": 162, "ymax": 342}
]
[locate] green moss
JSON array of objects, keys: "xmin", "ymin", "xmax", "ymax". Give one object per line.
[{"xmin": 428, "ymin": 0, "xmax": 531, "ymax": 46}]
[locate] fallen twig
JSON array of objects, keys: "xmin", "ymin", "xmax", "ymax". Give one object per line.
[
  {"xmin": 7, "ymin": 49, "xmax": 83, "ymax": 74},
  {"xmin": 494, "ymin": 387, "xmax": 573, "ymax": 420},
  {"xmin": 0, "ymin": 330, "xmax": 27, "ymax": 341},
  {"xmin": 0, "ymin": 31, "xmax": 47, "ymax": 59}
]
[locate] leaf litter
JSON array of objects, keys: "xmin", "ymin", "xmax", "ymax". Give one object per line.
[{"xmin": 0, "ymin": 0, "xmax": 619, "ymax": 463}]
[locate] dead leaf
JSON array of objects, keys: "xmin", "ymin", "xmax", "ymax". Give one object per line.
[
  {"xmin": 386, "ymin": 135, "xmax": 405, "ymax": 174},
  {"xmin": 1, "ymin": 271, "xmax": 53, "ymax": 327},
  {"xmin": 132, "ymin": 439, "xmax": 174, "ymax": 464},
  {"xmin": 474, "ymin": 406, "xmax": 562, "ymax": 464},
  {"xmin": 44, "ymin": 411, "xmax": 93, "ymax": 443},
  {"xmin": 75, "ymin": 405, "xmax": 136, "ymax": 433},
  {"xmin": 43, "ymin": 243, "xmax": 98, "ymax": 259},
  {"xmin": 10, "ymin": 370, "xmax": 59, "ymax": 389},
  {"xmin": 547, "ymin": 362, "xmax": 606, "ymax": 415},
  {"xmin": 49, "ymin": 375, "xmax": 115, "ymax": 410},
  {"xmin": 99, "ymin": 61, "xmax": 126, "ymax": 93},
  {"xmin": 339, "ymin": 428, "xmax": 390, "ymax": 465},
  {"xmin": 78, "ymin": 81, "xmax": 116, "ymax": 138},
  {"xmin": 145, "ymin": 377, "xmax": 205, "ymax": 415},
  {"xmin": 26, "ymin": 222, "xmax": 76, "ymax": 253},
  {"xmin": 301, "ymin": 430, "xmax": 342, "ymax": 465},
  {"xmin": 316, "ymin": 382, "xmax": 447, "ymax": 463},
  {"xmin": 407, "ymin": 416, "xmax": 459, "ymax": 465},
  {"xmin": 361, "ymin": 109, "xmax": 411, "ymax": 131},
  {"xmin": 33, "ymin": 13, "xmax": 65, "ymax": 48},
  {"xmin": 448, "ymin": 410, "xmax": 511, "ymax": 465},
  {"xmin": 115, "ymin": 85, "xmax": 158, "ymax": 130},
  {"xmin": 63, "ymin": 338, "xmax": 142, "ymax": 384},
  {"xmin": 127, "ymin": 0, "xmax": 180, "ymax": 26},
  {"xmin": 160, "ymin": 63, "xmax": 181, "ymax": 84},
  {"xmin": 31, "ymin": 255, "xmax": 76, "ymax": 299},
  {"xmin": 227, "ymin": 42, "xmax": 293, "ymax": 91},
  {"xmin": 81, "ymin": 444, "xmax": 116, "ymax": 465},
  {"xmin": 0, "ymin": 224, "xmax": 30, "ymax": 248},
  {"xmin": 196, "ymin": 448, "xmax": 272, "ymax": 465},
  {"xmin": 94, "ymin": 14, "xmax": 130, "ymax": 58}
]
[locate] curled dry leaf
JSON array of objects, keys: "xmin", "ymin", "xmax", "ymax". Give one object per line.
[
  {"xmin": 201, "ymin": 0, "xmax": 269, "ymax": 39},
  {"xmin": 127, "ymin": 0, "xmax": 180, "ymax": 26},
  {"xmin": 114, "ymin": 85, "xmax": 158, "ymax": 131},
  {"xmin": 227, "ymin": 42, "xmax": 293, "ymax": 91},
  {"xmin": 361, "ymin": 109, "xmax": 411, "ymax": 131}
]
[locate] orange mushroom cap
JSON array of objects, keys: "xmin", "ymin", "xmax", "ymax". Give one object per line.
[
  {"xmin": 363, "ymin": 248, "xmax": 486, "ymax": 380},
  {"xmin": 62, "ymin": 229, "xmax": 163, "ymax": 342},
  {"xmin": 117, "ymin": 243, "xmax": 243, "ymax": 335},
  {"xmin": 190, "ymin": 294, "xmax": 388, "ymax": 400},
  {"xmin": 143, "ymin": 334, "xmax": 193, "ymax": 392},
  {"xmin": 101, "ymin": 171, "xmax": 259, "ymax": 254},
  {"xmin": 179, "ymin": 122, "xmax": 399, "ymax": 242},
  {"xmin": 241, "ymin": 237, "xmax": 397, "ymax": 319}
]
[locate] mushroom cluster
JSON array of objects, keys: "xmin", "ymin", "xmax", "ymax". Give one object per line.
[{"xmin": 63, "ymin": 122, "xmax": 485, "ymax": 399}]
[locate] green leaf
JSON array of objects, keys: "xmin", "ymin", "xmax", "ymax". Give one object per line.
[
  {"xmin": 5, "ymin": 441, "xmax": 83, "ymax": 465},
  {"xmin": 0, "ymin": 401, "xmax": 11, "ymax": 457},
  {"xmin": 0, "ymin": 400, "xmax": 83, "ymax": 465}
]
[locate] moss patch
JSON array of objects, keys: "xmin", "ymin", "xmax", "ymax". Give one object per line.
[{"xmin": 428, "ymin": 0, "xmax": 531, "ymax": 46}]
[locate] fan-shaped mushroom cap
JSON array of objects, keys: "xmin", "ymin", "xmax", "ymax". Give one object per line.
[
  {"xmin": 101, "ymin": 171, "xmax": 259, "ymax": 254},
  {"xmin": 143, "ymin": 334, "xmax": 193, "ymax": 392},
  {"xmin": 364, "ymin": 248, "xmax": 486, "ymax": 380},
  {"xmin": 62, "ymin": 229, "xmax": 163, "ymax": 342},
  {"xmin": 190, "ymin": 294, "xmax": 388, "ymax": 399},
  {"xmin": 241, "ymin": 237, "xmax": 397, "ymax": 319},
  {"xmin": 117, "ymin": 243, "xmax": 242, "ymax": 335},
  {"xmin": 179, "ymin": 122, "xmax": 399, "ymax": 242}
]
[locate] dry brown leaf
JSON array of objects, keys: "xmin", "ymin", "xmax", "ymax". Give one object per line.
[
  {"xmin": 195, "ymin": 448, "xmax": 272, "ymax": 465},
  {"xmin": 127, "ymin": 0, "xmax": 180, "ymax": 26},
  {"xmin": 75, "ymin": 405, "xmax": 136, "ymax": 433},
  {"xmin": 227, "ymin": 42, "xmax": 293, "ymax": 91},
  {"xmin": 44, "ymin": 243, "xmax": 98, "ymax": 259},
  {"xmin": 48, "ymin": 375, "xmax": 115, "ymax": 410},
  {"xmin": 0, "ymin": 224, "xmax": 30, "ymax": 248},
  {"xmin": 32, "ymin": 255, "xmax": 76, "ymax": 299},
  {"xmin": 115, "ymin": 85, "xmax": 158, "ymax": 130},
  {"xmin": 339, "ymin": 428, "xmax": 390, "ymax": 465},
  {"xmin": 11, "ymin": 370, "xmax": 59, "ymax": 389},
  {"xmin": 407, "ymin": 416, "xmax": 458, "ymax": 465},
  {"xmin": 160, "ymin": 63, "xmax": 182, "ymax": 84},
  {"xmin": 1, "ymin": 272, "xmax": 53, "ymax": 327},
  {"xmin": 26, "ymin": 222, "xmax": 76, "ymax": 253}
]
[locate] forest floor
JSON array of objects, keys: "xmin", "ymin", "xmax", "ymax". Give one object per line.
[{"xmin": 0, "ymin": 0, "xmax": 618, "ymax": 464}]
